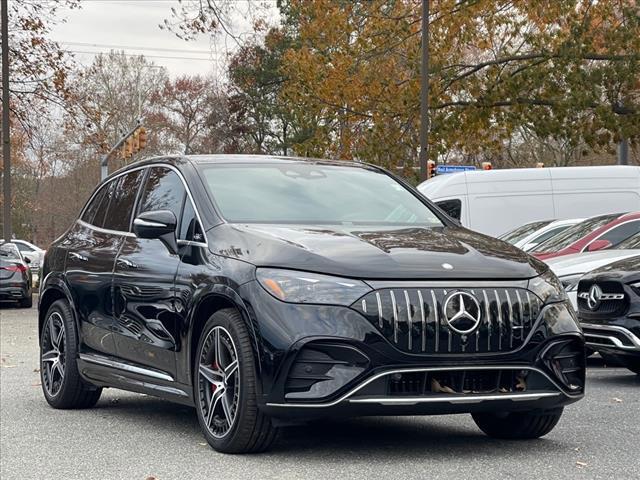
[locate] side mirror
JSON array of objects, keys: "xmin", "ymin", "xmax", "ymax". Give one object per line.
[
  {"xmin": 24, "ymin": 256, "xmax": 31, "ymax": 264},
  {"xmin": 133, "ymin": 210, "xmax": 178, "ymax": 254},
  {"xmin": 587, "ymin": 239, "xmax": 612, "ymax": 252}
]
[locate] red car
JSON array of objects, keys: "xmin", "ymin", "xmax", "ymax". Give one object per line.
[{"xmin": 531, "ymin": 212, "xmax": 640, "ymax": 261}]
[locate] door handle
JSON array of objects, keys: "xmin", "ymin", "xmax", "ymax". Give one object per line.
[
  {"xmin": 117, "ymin": 258, "xmax": 138, "ymax": 269},
  {"xmin": 69, "ymin": 252, "xmax": 88, "ymax": 262}
]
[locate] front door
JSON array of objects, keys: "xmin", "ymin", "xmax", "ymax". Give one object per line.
[{"xmin": 112, "ymin": 166, "xmax": 186, "ymax": 379}]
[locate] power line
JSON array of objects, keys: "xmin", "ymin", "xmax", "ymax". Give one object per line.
[
  {"xmin": 65, "ymin": 49, "xmax": 215, "ymax": 62},
  {"xmin": 62, "ymin": 41, "xmax": 214, "ymax": 55}
]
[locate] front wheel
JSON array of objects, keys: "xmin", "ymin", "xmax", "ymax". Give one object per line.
[
  {"xmin": 194, "ymin": 308, "xmax": 278, "ymax": 453},
  {"xmin": 19, "ymin": 293, "xmax": 32, "ymax": 308},
  {"xmin": 472, "ymin": 408, "xmax": 563, "ymax": 439}
]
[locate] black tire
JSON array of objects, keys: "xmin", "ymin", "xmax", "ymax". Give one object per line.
[
  {"xmin": 19, "ymin": 293, "xmax": 33, "ymax": 309},
  {"xmin": 40, "ymin": 299, "xmax": 102, "ymax": 409},
  {"xmin": 194, "ymin": 308, "xmax": 278, "ymax": 454},
  {"xmin": 472, "ymin": 408, "xmax": 563, "ymax": 439}
]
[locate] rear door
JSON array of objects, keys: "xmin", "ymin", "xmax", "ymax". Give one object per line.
[
  {"xmin": 64, "ymin": 178, "xmax": 124, "ymax": 357},
  {"xmin": 111, "ymin": 166, "xmax": 185, "ymax": 379}
]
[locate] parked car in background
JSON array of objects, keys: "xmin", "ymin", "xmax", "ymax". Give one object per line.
[
  {"xmin": 0, "ymin": 241, "xmax": 33, "ymax": 308},
  {"xmin": 39, "ymin": 155, "xmax": 585, "ymax": 453},
  {"xmin": 531, "ymin": 212, "xmax": 640, "ymax": 261},
  {"xmin": 0, "ymin": 239, "xmax": 45, "ymax": 269},
  {"xmin": 500, "ymin": 218, "xmax": 584, "ymax": 252},
  {"xmin": 417, "ymin": 165, "xmax": 640, "ymax": 236},
  {"xmin": 577, "ymin": 255, "xmax": 640, "ymax": 375},
  {"xmin": 546, "ymin": 232, "xmax": 640, "ymax": 309}
]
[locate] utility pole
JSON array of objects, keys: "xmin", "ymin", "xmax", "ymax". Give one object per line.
[
  {"xmin": 419, "ymin": 0, "xmax": 430, "ymax": 182},
  {"xmin": 618, "ymin": 137, "xmax": 629, "ymax": 165},
  {"xmin": 1, "ymin": 0, "xmax": 11, "ymax": 240}
]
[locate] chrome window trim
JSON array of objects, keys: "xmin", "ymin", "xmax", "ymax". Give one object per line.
[
  {"xmin": 77, "ymin": 162, "xmax": 208, "ymax": 247},
  {"xmin": 266, "ymin": 364, "xmax": 577, "ymax": 408},
  {"xmin": 581, "ymin": 218, "xmax": 640, "ymax": 253}
]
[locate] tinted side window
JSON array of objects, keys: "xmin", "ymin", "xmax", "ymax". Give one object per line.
[
  {"xmin": 81, "ymin": 186, "xmax": 107, "ymax": 226},
  {"xmin": 436, "ymin": 199, "xmax": 462, "ymax": 220},
  {"xmin": 89, "ymin": 180, "xmax": 118, "ymax": 228},
  {"xmin": 138, "ymin": 167, "xmax": 186, "ymax": 222},
  {"xmin": 179, "ymin": 198, "xmax": 204, "ymax": 242},
  {"xmin": 103, "ymin": 170, "xmax": 144, "ymax": 232},
  {"xmin": 594, "ymin": 220, "xmax": 640, "ymax": 248}
]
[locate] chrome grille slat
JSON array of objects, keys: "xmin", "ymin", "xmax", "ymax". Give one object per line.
[
  {"xmin": 390, "ymin": 290, "xmax": 399, "ymax": 344},
  {"xmin": 418, "ymin": 290, "xmax": 426, "ymax": 352},
  {"xmin": 354, "ymin": 286, "xmax": 539, "ymax": 355},
  {"xmin": 404, "ymin": 290, "xmax": 412, "ymax": 351},
  {"xmin": 431, "ymin": 290, "xmax": 439, "ymax": 353}
]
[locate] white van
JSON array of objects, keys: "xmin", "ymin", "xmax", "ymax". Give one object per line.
[{"xmin": 417, "ymin": 165, "xmax": 640, "ymax": 236}]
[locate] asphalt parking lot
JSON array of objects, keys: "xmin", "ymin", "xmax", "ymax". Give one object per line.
[{"xmin": 1, "ymin": 303, "xmax": 639, "ymax": 480}]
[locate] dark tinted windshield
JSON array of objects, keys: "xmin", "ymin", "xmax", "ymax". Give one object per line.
[
  {"xmin": 200, "ymin": 163, "xmax": 443, "ymax": 226},
  {"xmin": 617, "ymin": 232, "xmax": 640, "ymax": 250},
  {"xmin": 532, "ymin": 214, "xmax": 620, "ymax": 253},
  {"xmin": 499, "ymin": 220, "xmax": 551, "ymax": 244}
]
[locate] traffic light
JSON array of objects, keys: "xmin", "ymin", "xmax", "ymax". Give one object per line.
[
  {"xmin": 481, "ymin": 162, "xmax": 492, "ymax": 170},
  {"xmin": 427, "ymin": 160, "xmax": 436, "ymax": 178},
  {"xmin": 122, "ymin": 137, "xmax": 133, "ymax": 160},
  {"xmin": 536, "ymin": 162, "xmax": 544, "ymax": 168},
  {"xmin": 132, "ymin": 131, "xmax": 140, "ymax": 153},
  {"xmin": 137, "ymin": 127, "xmax": 147, "ymax": 150}
]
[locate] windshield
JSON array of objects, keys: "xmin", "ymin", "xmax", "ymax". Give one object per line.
[
  {"xmin": 617, "ymin": 232, "xmax": 640, "ymax": 250},
  {"xmin": 499, "ymin": 220, "xmax": 551, "ymax": 244},
  {"xmin": 531, "ymin": 214, "xmax": 620, "ymax": 253},
  {"xmin": 200, "ymin": 163, "xmax": 444, "ymax": 226}
]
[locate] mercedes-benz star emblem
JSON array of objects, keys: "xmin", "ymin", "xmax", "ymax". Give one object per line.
[
  {"xmin": 443, "ymin": 291, "xmax": 482, "ymax": 335},
  {"xmin": 587, "ymin": 284, "xmax": 603, "ymax": 311}
]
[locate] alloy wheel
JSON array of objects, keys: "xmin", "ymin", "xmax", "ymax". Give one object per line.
[
  {"xmin": 197, "ymin": 326, "xmax": 240, "ymax": 439},
  {"xmin": 41, "ymin": 312, "xmax": 66, "ymax": 397}
]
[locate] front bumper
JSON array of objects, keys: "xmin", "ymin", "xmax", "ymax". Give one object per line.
[
  {"xmin": 581, "ymin": 321, "xmax": 640, "ymax": 363},
  {"xmin": 239, "ymin": 281, "xmax": 585, "ymax": 419}
]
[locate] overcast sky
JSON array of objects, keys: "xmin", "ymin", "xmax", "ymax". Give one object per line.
[{"xmin": 50, "ymin": 0, "xmax": 279, "ymax": 78}]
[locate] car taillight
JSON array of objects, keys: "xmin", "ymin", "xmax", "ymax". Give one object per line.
[{"xmin": 1, "ymin": 265, "xmax": 27, "ymax": 273}]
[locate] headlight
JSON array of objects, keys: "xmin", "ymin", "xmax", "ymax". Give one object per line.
[
  {"xmin": 256, "ymin": 268, "xmax": 372, "ymax": 305},
  {"xmin": 558, "ymin": 274, "xmax": 583, "ymax": 293},
  {"xmin": 630, "ymin": 281, "xmax": 640, "ymax": 289},
  {"xmin": 528, "ymin": 269, "xmax": 568, "ymax": 304}
]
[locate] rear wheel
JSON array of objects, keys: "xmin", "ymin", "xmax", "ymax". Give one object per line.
[
  {"xmin": 194, "ymin": 308, "xmax": 278, "ymax": 453},
  {"xmin": 472, "ymin": 408, "xmax": 563, "ymax": 439},
  {"xmin": 40, "ymin": 299, "xmax": 102, "ymax": 409}
]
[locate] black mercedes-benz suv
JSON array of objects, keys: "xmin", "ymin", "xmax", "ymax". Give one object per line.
[
  {"xmin": 577, "ymin": 255, "xmax": 640, "ymax": 374},
  {"xmin": 39, "ymin": 155, "xmax": 584, "ymax": 453}
]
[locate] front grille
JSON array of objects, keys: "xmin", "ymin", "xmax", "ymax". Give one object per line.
[
  {"xmin": 352, "ymin": 287, "xmax": 542, "ymax": 354},
  {"xmin": 577, "ymin": 280, "xmax": 628, "ymax": 319}
]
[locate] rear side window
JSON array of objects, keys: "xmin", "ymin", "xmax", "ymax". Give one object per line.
[
  {"xmin": 138, "ymin": 167, "xmax": 186, "ymax": 222},
  {"xmin": 81, "ymin": 186, "xmax": 107, "ymax": 226},
  {"xmin": 103, "ymin": 170, "xmax": 145, "ymax": 232},
  {"xmin": 435, "ymin": 199, "xmax": 462, "ymax": 221},
  {"xmin": 85, "ymin": 180, "xmax": 117, "ymax": 229},
  {"xmin": 588, "ymin": 220, "xmax": 640, "ymax": 250}
]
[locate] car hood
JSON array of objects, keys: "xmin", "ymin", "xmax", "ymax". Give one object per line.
[
  {"xmin": 207, "ymin": 223, "xmax": 545, "ymax": 280},
  {"xmin": 546, "ymin": 250, "xmax": 640, "ymax": 278},
  {"xmin": 584, "ymin": 254, "xmax": 640, "ymax": 284}
]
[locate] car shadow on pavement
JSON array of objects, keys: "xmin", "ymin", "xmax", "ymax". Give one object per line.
[
  {"xmin": 270, "ymin": 416, "xmax": 567, "ymax": 458},
  {"xmin": 89, "ymin": 394, "xmax": 568, "ymax": 458}
]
